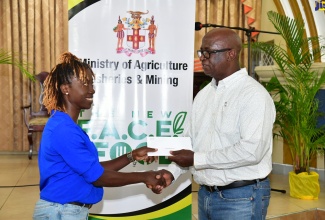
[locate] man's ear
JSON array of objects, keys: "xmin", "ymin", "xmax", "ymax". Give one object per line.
[
  {"xmin": 60, "ymin": 84, "xmax": 69, "ymax": 95},
  {"xmin": 227, "ymin": 49, "xmax": 237, "ymax": 61}
]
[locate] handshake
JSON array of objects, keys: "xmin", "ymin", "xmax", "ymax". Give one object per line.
[{"xmin": 144, "ymin": 169, "xmax": 174, "ymax": 194}]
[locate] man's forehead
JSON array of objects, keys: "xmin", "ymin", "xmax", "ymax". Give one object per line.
[{"xmin": 201, "ymin": 38, "xmax": 223, "ymax": 48}]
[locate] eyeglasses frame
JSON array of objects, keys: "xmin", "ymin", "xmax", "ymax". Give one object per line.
[{"xmin": 197, "ymin": 48, "xmax": 232, "ymax": 59}]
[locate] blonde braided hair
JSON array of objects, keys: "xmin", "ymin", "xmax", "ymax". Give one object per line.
[{"xmin": 43, "ymin": 52, "xmax": 94, "ymax": 113}]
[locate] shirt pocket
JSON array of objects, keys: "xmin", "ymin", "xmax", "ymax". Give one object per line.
[{"xmin": 216, "ymin": 103, "xmax": 239, "ymax": 135}]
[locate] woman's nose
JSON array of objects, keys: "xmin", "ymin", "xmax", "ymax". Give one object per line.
[{"xmin": 89, "ymin": 85, "xmax": 95, "ymax": 94}]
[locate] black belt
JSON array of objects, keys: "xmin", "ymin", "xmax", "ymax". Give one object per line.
[
  {"xmin": 203, "ymin": 177, "xmax": 268, "ymax": 192},
  {"xmin": 69, "ymin": 202, "xmax": 92, "ymax": 209}
]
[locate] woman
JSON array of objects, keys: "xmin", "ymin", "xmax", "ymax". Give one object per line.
[{"xmin": 33, "ymin": 52, "xmax": 163, "ymax": 219}]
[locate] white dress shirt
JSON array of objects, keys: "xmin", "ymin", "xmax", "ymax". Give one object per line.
[{"xmin": 167, "ymin": 68, "xmax": 276, "ymax": 186}]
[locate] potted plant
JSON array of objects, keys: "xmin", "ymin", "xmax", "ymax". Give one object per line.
[
  {"xmin": 252, "ymin": 11, "xmax": 325, "ymax": 199},
  {"xmin": 0, "ymin": 49, "xmax": 34, "ymax": 81}
]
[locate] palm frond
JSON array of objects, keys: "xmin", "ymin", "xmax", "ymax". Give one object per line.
[
  {"xmin": 253, "ymin": 11, "xmax": 325, "ymax": 174},
  {"xmin": 0, "ymin": 49, "xmax": 35, "ymax": 81}
]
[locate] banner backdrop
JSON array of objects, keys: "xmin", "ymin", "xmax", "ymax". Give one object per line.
[{"xmin": 68, "ymin": 0, "xmax": 195, "ymax": 219}]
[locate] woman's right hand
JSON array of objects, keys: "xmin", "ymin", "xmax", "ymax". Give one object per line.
[{"xmin": 132, "ymin": 147, "xmax": 158, "ymax": 163}]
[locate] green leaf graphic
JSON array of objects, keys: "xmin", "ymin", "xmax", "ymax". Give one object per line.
[{"xmin": 173, "ymin": 112, "xmax": 187, "ymax": 135}]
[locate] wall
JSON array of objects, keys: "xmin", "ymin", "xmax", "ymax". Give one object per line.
[{"xmin": 259, "ymin": 0, "xmax": 284, "ymax": 165}]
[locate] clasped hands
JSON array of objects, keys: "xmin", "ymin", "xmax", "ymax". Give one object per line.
[
  {"xmin": 133, "ymin": 147, "xmax": 194, "ymax": 194},
  {"xmin": 143, "ymin": 169, "xmax": 173, "ymax": 194}
]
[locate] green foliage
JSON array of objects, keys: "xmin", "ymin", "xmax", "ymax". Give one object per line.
[
  {"xmin": 253, "ymin": 11, "xmax": 325, "ymax": 174},
  {"xmin": 0, "ymin": 49, "xmax": 35, "ymax": 81}
]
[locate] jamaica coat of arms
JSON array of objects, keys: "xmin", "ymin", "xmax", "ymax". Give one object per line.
[{"xmin": 113, "ymin": 10, "xmax": 158, "ymax": 57}]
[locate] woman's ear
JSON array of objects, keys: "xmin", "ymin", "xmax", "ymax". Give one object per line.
[{"xmin": 60, "ymin": 84, "xmax": 69, "ymax": 95}]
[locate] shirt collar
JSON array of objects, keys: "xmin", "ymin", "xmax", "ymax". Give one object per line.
[{"xmin": 211, "ymin": 68, "xmax": 248, "ymax": 89}]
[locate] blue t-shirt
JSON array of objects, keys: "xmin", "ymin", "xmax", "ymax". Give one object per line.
[{"xmin": 38, "ymin": 110, "xmax": 104, "ymax": 204}]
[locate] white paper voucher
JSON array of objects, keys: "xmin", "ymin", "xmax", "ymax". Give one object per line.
[{"xmin": 147, "ymin": 137, "xmax": 192, "ymax": 156}]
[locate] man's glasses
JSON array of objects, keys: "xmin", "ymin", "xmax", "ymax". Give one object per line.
[{"xmin": 197, "ymin": 48, "xmax": 232, "ymax": 59}]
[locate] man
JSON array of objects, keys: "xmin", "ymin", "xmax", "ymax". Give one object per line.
[{"xmin": 158, "ymin": 28, "xmax": 276, "ymax": 220}]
